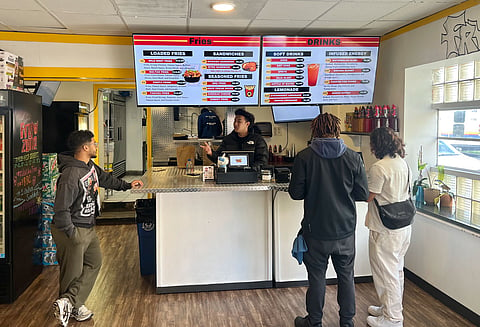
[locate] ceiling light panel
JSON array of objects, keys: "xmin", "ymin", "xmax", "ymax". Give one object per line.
[
  {"xmin": 191, "ymin": 0, "xmax": 268, "ymax": 19},
  {"xmin": 115, "ymin": 0, "xmax": 188, "ymax": 17}
]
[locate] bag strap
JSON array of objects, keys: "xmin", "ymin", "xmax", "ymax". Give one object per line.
[{"xmin": 374, "ymin": 160, "xmax": 411, "ymax": 208}]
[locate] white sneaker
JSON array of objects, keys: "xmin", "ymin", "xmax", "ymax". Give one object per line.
[
  {"xmin": 368, "ymin": 305, "xmax": 383, "ymax": 317},
  {"xmin": 71, "ymin": 305, "xmax": 94, "ymax": 321},
  {"xmin": 53, "ymin": 298, "xmax": 72, "ymax": 326},
  {"xmin": 367, "ymin": 315, "xmax": 403, "ymax": 327}
]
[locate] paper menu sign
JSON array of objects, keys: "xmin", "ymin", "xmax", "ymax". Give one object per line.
[
  {"xmin": 260, "ymin": 36, "xmax": 380, "ymax": 105},
  {"xmin": 133, "ymin": 35, "xmax": 261, "ymax": 106}
]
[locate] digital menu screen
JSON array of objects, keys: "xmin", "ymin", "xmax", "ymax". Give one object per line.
[
  {"xmin": 260, "ymin": 36, "xmax": 380, "ymax": 105},
  {"xmin": 133, "ymin": 35, "xmax": 261, "ymax": 106}
]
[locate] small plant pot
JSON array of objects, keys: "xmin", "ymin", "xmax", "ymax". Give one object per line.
[
  {"xmin": 440, "ymin": 193, "xmax": 454, "ymax": 207},
  {"xmin": 424, "ymin": 188, "xmax": 441, "ymax": 205}
]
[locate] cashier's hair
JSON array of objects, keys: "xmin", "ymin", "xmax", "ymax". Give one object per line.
[
  {"xmin": 311, "ymin": 113, "xmax": 341, "ymax": 138},
  {"xmin": 235, "ymin": 109, "xmax": 255, "ymax": 130},
  {"xmin": 68, "ymin": 130, "xmax": 95, "ymax": 153},
  {"xmin": 370, "ymin": 127, "xmax": 405, "ymax": 159}
]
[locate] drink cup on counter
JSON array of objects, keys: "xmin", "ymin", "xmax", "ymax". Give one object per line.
[{"xmin": 308, "ymin": 64, "xmax": 320, "ymax": 87}]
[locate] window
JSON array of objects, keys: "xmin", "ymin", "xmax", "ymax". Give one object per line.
[{"xmin": 428, "ymin": 61, "xmax": 480, "ymax": 231}]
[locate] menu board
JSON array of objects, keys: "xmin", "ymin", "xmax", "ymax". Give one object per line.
[
  {"xmin": 133, "ymin": 35, "xmax": 261, "ymax": 106},
  {"xmin": 261, "ymin": 36, "xmax": 380, "ymax": 105}
]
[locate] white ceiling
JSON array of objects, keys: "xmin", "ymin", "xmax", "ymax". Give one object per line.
[{"xmin": 0, "ymin": 0, "xmax": 466, "ymax": 37}]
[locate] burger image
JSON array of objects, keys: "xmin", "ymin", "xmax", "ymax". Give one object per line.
[{"xmin": 242, "ymin": 62, "xmax": 257, "ymax": 72}]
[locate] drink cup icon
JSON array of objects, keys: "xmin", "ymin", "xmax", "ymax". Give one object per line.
[{"xmin": 308, "ymin": 64, "xmax": 320, "ymax": 87}]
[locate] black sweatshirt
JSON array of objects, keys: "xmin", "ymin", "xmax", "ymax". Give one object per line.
[
  {"xmin": 288, "ymin": 138, "xmax": 368, "ymax": 240},
  {"xmin": 53, "ymin": 152, "xmax": 132, "ymax": 236},
  {"xmin": 208, "ymin": 131, "xmax": 268, "ymax": 171}
]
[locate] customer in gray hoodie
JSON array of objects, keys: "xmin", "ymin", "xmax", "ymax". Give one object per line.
[
  {"xmin": 289, "ymin": 113, "xmax": 368, "ymax": 327},
  {"xmin": 51, "ymin": 130, "xmax": 143, "ymax": 327}
]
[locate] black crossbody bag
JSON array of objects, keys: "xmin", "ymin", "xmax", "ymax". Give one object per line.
[{"xmin": 373, "ymin": 164, "xmax": 416, "ymax": 229}]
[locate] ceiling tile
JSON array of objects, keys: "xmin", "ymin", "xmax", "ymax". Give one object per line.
[
  {"xmin": 256, "ymin": 0, "xmax": 337, "ymax": 20},
  {"xmin": 306, "ymin": 20, "xmax": 370, "ymax": 29},
  {"xmin": 248, "ymin": 19, "xmax": 310, "ymax": 29},
  {"xmin": 381, "ymin": 1, "xmax": 459, "ymax": 21},
  {"xmin": 189, "ymin": 18, "xmax": 251, "ymax": 28},
  {"xmin": 0, "ymin": 0, "xmax": 43, "ymax": 10},
  {"xmin": 115, "ymin": 0, "xmax": 188, "ymax": 17},
  {"xmin": 42, "ymin": 0, "xmax": 117, "ymax": 15},
  {"xmin": 53, "ymin": 12, "xmax": 126, "ymax": 30},
  {"xmin": 0, "ymin": 9, "xmax": 63, "ymax": 28},
  {"xmin": 320, "ymin": 1, "xmax": 409, "ymax": 21}
]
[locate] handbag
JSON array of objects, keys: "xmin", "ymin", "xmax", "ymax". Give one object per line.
[{"xmin": 373, "ymin": 163, "xmax": 416, "ymax": 229}]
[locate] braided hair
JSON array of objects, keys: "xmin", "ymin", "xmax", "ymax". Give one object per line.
[
  {"xmin": 370, "ymin": 127, "xmax": 405, "ymax": 159},
  {"xmin": 311, "ymin": 113, "xmax": 341, "ymax": 138}
]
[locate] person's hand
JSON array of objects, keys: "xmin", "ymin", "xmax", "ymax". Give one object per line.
[
  {"xmin": 200, "ymin": 142, "xmax": 212, "ymax": 156},
  {"xmin": 131, "ymin": 180, "xmax": 143, "ymax": 189}
]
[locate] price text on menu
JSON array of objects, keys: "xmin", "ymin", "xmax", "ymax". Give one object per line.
[
  {"xmin": 260, "ymin": 36, "xmax": 380, "ymax": 105},
  {"xmin": 133, "ymin": 35, "xmax": 261, "ymax": 106}
]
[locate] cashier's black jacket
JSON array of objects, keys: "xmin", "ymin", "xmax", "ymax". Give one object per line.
[
  {"xmin": 207, "ymin": 130, "xmax": 268, "ymax": 171},
  {"xmin": 54, "ymin": 152, "xmax": 132, "ymax": 237},
  {"xmin": 288, "ymin": 138, "xmax": 368, "ymax": 240}
]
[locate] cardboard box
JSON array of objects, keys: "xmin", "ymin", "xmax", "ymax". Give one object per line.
[{"xmin": 0, "ymin": 50, "xmax": 24, "ymax": 91}]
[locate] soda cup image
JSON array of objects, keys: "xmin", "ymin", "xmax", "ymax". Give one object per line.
[{"xmin": 308, "ymin": 64, "xmax": 320, "ymax": 87}]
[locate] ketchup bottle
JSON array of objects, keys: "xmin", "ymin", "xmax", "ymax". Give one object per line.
[
  {"xmin": 389, "ymin": 104, "xmax": 399, "ymax": 132},
  {"xmin": 380, "ymin": 105, "xmax": 388, "ymax": 128},
  {"xmin": 374, "ymin": 105, "xmax": 381, "ymax": 129}
]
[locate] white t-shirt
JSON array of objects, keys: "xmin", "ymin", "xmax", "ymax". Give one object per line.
[{"xmin": 366, "ymin": 155, "xmax": 411, "ymax": 232}]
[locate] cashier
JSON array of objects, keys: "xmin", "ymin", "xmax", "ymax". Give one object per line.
[{"xmin": 200, "ymin": 108, "xmax": 268, "ymax": 171}]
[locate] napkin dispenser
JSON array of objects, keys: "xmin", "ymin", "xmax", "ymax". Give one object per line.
[{"xmin": 274, "ymin": 167, "xmax": 291, "ymax": 183}]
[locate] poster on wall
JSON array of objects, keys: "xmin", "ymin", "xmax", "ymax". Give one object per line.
[
  {"xmin": 133, "ymin": 35, "xmax": 261, "ymax": 106},
  {"xmin": 260, "ymin": 36, "xmax": 380, "ymax": 105}
]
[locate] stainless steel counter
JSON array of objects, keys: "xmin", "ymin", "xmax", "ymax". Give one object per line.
[{"xmin": 131, "ymin": 167, "xmax": 289, "ymax": 193}]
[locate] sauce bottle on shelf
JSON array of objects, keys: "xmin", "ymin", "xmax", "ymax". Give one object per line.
[
  {"xmin": 380, "ymin": 105, "xmax": 389, "ymax": 128},
  {"xmin": 352, "ymin": 107, "xmax": 359, "ymax": 132},
  {"xmin": 268, "ymin": 145, "xmax": 273, "ymax": 163},
  {"xmin": 389, "ymin": 104, "xmax": 399, "ymax": 132},
  {"xmin": 374, "ymin": 105, "xmax": 381, "ymax": 129},
  {"xmin": 363, "ymin": 106, "xmax": 373, "ymax": 133},
  {"xmin": 357, "ymin": 106, "xmax": 365, "ymax": 133}
]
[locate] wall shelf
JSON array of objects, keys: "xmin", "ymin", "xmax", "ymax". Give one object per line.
[{"xmin": 341, "ymin": 131, "xmax": 370, "ymax": 136}]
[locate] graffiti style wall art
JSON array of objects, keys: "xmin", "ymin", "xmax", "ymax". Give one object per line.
[{"xmin": 442, "ymin": 10, "xmax": 480, "ymax": 58}]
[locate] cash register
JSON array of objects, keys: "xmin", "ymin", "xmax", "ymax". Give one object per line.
[{"xmin": 215, "ymin": 151, "xmax": 258, "ymax": 184}]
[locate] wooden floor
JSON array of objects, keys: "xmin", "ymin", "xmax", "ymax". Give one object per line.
[{"xmin": 0, "ymin": 224, "xmax": 475, "ymax": 327}]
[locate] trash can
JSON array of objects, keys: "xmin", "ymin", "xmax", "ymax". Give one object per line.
[{"xmin": 135, "ymin": 198, "xmax": 156, "ymax": 276}]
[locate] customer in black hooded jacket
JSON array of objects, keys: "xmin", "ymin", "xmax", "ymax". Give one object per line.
[
  {"xmin": 200, "ymin": 108, "xmax": 268, "ymax": 171},
  {"xmin": 288, "ymin": 113, "xmax": 369, "ymax": 327}
]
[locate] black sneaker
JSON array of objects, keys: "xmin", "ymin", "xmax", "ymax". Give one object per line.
[{"xmin": 294, "ymin": 316, "xmax": 314, "ymax": 327}]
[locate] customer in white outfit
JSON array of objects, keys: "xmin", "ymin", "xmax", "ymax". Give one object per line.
[{"xmin": 365, "ymin": 127, "xmax": 412, "ymax": 327}]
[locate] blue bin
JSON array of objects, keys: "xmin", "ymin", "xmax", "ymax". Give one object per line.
[{"xmin": 135, "ymin": 199, "xmax": 156, "ymax": 276}]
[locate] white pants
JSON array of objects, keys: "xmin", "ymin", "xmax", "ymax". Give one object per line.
[{"xmin": 369, "ymin": 227, "xmax": 411, "ymax": 322}]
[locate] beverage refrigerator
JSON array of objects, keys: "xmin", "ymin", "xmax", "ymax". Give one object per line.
[{"xmin": 0, "ymin": 90, "xmax": 43, "ymax": 303}]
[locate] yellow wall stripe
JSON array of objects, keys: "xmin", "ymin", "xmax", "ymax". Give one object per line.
[
  {"xmin": 381, "ymin": 0, "xmax": 480, "ymax": 41},
  {"xmin": 24, "ymin": 67, "xmax": 135, "ymax": 81},
  {"xmin": 0, "ymin": 31, "xmax": 131, "ymax": 45}
]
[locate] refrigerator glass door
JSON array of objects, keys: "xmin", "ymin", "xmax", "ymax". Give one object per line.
[{"xmin": 0, "ymin": 115, "xmax": 4, "ymax": 258}]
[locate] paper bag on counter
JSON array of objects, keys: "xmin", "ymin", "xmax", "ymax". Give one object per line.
[{"xmin": 176, "ymin": 145, "xmax": 195, "ymax": 168}]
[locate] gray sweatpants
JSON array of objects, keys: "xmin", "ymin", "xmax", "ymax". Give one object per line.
[{"xmin": 51, "ymin": 225, "xmax": 102, "ymax": 308}]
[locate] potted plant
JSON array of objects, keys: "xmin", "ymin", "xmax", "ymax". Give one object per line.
[
  {"xmin": 432, "ymin": 167, "xmax": 455, "ymax": 208},
  {"xmin": 413, "ymin": 146, "xmax": 429, "ymax": 205}
]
